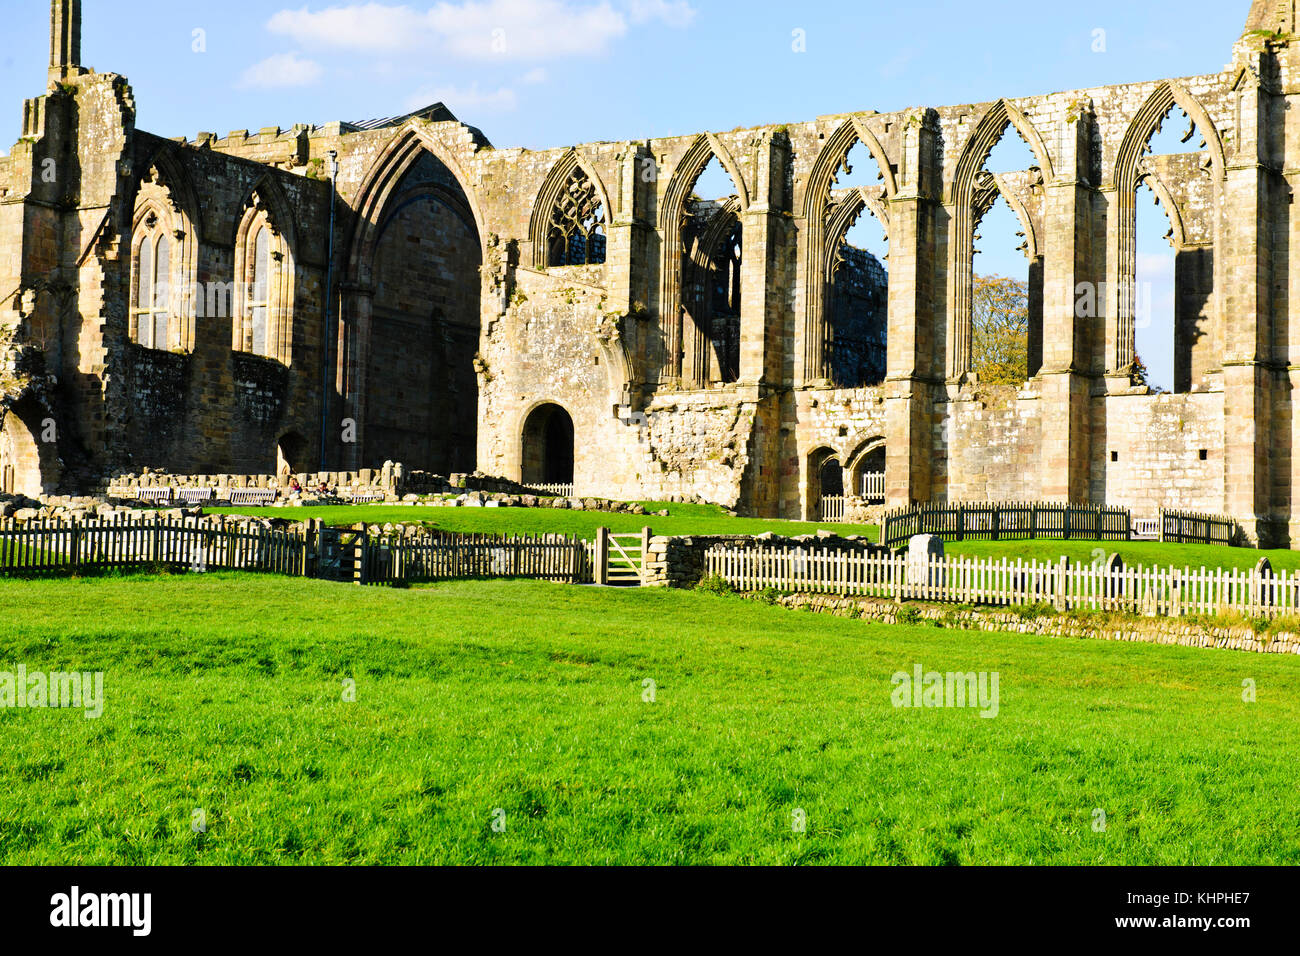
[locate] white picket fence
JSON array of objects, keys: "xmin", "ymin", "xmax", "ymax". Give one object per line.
[
  {"xmin": 860, "ymin": 471, "xmax": 885, "ymax": 501},
  {"xmin": 526, "ymin": 483, "xmax": 575, "ymax": 498},
  {"xmin": 704, "ymin": 545, "xmax": 1300, "ymax": 617},
  {"xmin": 819, "ymin": 496, "xmax": 847, "ymax": 522}
]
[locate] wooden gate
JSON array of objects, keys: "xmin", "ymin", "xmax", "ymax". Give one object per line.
[
  {"xmin": 594, "ymin": 527, "xmax": 650, "ymax": 586},
  {"xmin": 317, "ymin": 528, "xmax": 367, "ymax": 584}
]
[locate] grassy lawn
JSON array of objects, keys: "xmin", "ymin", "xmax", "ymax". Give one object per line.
[
  {"xmin": 943, "ymin": 538, "xmax": 1300, "ymax": 573},
  {"xmin": 1, "ymin": 572, "xmax": 1297, "ymax": 865},
  {"xmin": 210, "ymin": 501, "xmax": 881, "ymax": 541},
  {"xmin": 207, "ymin": 498, "xmax": 1299, "ymax": 573}
]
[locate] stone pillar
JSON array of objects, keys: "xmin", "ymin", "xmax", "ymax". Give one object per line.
[
  {"xmin": 49, "ymin": 0, "xmax": 82, "ymax": 83},
  {"xmin": 1221, "ymin": 42, "xmax": 1277, "ymax": 544},
  {"xmin": 884, "ymin": 110, "xmax": 941, "ymax": 507},
  {"xmin": 1038, "ymin": 100, "xmax": 1097, "ymax": 502},
  {"xmin": 737, "ymin": 130, "xmax": 791, "ymax": 387}
]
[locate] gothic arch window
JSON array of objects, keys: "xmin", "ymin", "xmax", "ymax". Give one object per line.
[
  {"xmin": 546, "ymin": 167, "xmax": 607, "ymax": 266},
  {"xmin": 130, "ymin": 210, "xmax": 174, "ymax": 351},
  {"xmin": 825, "ymin": 139, "xmax": 891, "ymax": 388},
  {"xmin": 679, "ymin": 156, "xmax": 744, "ymax": 386},
  {"xmin": 234, "ymin": 190, "xmax": 295, "ymax": 364},
  {"xmin": 802, "ymin": 118, "xmax": 897, "ymax": 386}
]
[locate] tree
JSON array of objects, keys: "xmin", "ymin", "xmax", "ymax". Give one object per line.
[{"xmin": 971, "ymin": 274, "xmax": 1029, "ymax": 386}]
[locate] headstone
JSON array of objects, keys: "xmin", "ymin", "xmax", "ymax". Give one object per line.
[{"xmin": 907, "ymin": 534, "xmax": 944, "ymax": 588}]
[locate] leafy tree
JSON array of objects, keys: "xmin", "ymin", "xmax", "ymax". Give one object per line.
[{"xmin": 971, "ymin": 274, "xmax": 1029, "ymax": 385}]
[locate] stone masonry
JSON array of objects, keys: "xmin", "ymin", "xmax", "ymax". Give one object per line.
[{"xmin": 4, "ymin": 2, "xmax": 1300, "ymax": 544}]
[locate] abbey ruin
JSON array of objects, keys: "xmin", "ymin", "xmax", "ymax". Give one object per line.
[{"xmin": 3, "ymin": 1, "xmax": 1300, "ymax": 542}]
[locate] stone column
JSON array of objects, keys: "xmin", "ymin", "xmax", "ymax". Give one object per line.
[
  {"xmin": 883, "ymin": 109, "xmax": 941, "ymax": 507},
  {"xmin": 1037, "ymin": 100, "xmax": 1097, "ymax": 502},
  {"xmin": 1220, "ymin": 44, "xmax": 1277, "ymax": 545},
  {"xmin": 49, "ymin": 0, "xmax": 82, "ymax": 84}
]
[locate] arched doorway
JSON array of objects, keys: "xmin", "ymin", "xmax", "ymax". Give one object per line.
[
  {"xmin": 344, "ymin": 133, "xmax": 485, "ymax": 474},
  {"xmin": 521, "ymin": 404, "xmax": 575, "ymax": 487},
  {"xmin": 847, "ymin": 440, "xmax": 886, "ymax": 502},
  {"xmin": 807, "ymin": 447, "xmax": 843, "ymax": 520},
  {"xmin": 277, "ymin": 431, "xmax": 309, "ymax": 476},
  {"xmin": 0, "ymin": 404, "xmax": 55, "ymax": 498}
]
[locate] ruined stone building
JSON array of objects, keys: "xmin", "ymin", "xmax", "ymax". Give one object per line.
[{"xmin": 4, "ymin": 1, "xmax": 1300, "ymax": 543}]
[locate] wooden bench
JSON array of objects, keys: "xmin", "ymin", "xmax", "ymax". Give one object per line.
[
  {"xmin": 342, "ymin": 491, "xmax": 387, "ymax": 504},
  {"xmin": 137, "ymin": 488, "xmax": 174, "ymax": 504},
  {"xmin": 226, "ymin": 488, "xmax": 278, "ymax": 506},
  {"xmin": 1132, "ymin": 518, "xmax": 1160, "ymax": 541},
  {"xmin": 177, "ymin": 488, "xmax": 215, "ymax": 504}
]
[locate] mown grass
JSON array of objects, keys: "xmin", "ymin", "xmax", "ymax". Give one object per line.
[
  {"xmin": 942, "ymin": 538, "xmax": 1300, "ymax": 572},
  {"xmin": 1, "ymin": 572, "xmax": 1297, "ymax": 865},
  {"xmin": 210, "ymin": 500, "xmax": 881, "ymax": 541},
  {"xmin": 209, "ymin": 498, "xmax": 1300, "ymax": 573}
]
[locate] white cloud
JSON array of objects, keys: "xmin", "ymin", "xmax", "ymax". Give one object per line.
[
  {"xmin": 267, "ymin": 0, "xmax": 693, "ymax": 60},
  {"xmin": 268, "ymin": 4, "xmax": 430, "ymax": 52},
  {"xmin": 405, "ymin": 82, "xmax": 518, "ymax": 112},
  {"xmin": 520, "ymin": 67, "xmax": 548, "ymax": 85},
  {"xmin": 627, "ymin": 0, "xmax": 695, "ymax": 28},
  {"xmin": 238, "ymin": 52, "xmax": 325, "ymax": 89}
]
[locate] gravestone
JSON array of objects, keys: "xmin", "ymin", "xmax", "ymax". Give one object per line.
[{"xmin": 907, "ymin": 534, "xmax": 945, "ymax": 588}]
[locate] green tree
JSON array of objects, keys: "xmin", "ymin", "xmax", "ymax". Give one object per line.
[{"xmin": 972, "ymin": 274, "xmax": 1029, "ymax": 385}]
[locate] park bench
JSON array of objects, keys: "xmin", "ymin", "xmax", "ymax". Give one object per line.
[
  {"xmin": 342, "ymin": 491, "xmax": 387, "ymax": 504},
  {"xmin": 176, "ymin": 488, "xmax": 215, "ymax": 505},
  {"xmin": 137, "ymin": 488, "xmax": 173, "ymax": 504},
  {"xmin": 226, "ymin": 488, "xmax": 278, "ymax": 506}
]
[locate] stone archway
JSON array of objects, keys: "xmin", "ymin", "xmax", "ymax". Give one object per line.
[
  {"xmin": 0, "ymin": 403, "xmax": 58, "ymax": 498},
  {"xmin": 521, "ymin": 404, "xmax": 575, "ymax": 487}
]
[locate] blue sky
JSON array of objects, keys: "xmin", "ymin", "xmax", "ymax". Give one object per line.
[{"xmin": 0, "ymin": 0, "xmax": 1252, "ymax": 387}]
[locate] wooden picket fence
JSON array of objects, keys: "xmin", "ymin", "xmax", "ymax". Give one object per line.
[
  {"xmin": 359, "ymin": 532, "xmax": 594, "ymax": 586},
  {"xmin": 0, "ymin": 514, "xmax": 308, "ymax": 576},
  {"xmin": 880, "ymin": 501, "xmax": 1132, "ymax": 547},
  {"xmin": 1160, "ymin": 508, "xmax": 1240, "ymax": 546},
  {"xmin": 705, "ymin": 544, "xmax": 1299, "ymax": 617},
  {"xmin": 0, "ymin": 515, "xmax": 593, "ymax": 587}
]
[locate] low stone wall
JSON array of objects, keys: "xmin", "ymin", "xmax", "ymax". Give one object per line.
[
  {"xmin": 769, "ymin": 592, "xmax": 1300, "ymax": 656},
  {"xmin": 645, "ymin": 532, "xmax": 886, "ymax": 588}
]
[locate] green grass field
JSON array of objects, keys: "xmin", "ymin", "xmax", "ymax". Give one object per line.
[
  {"xmin": 2, "ymin": 572, "xmax": 1297, "ymax": 865},
  {"xmin": 210, "ymin": 500, "xmax": 1300, "ymax": 573},
  {"xmin": 211, "ymin": 500, "xmax": 881, "ymax": 541}
]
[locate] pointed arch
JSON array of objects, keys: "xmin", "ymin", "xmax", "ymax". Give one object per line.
[
  {"xmin": 339, "ymin": 121, "xmax": 486, "ymax": 470},
  {"xmin": 801, "ymin": 116, "xmax": 897, "ymax": 383},
  {"xmin": 344, "ymin": 122, "xmax": 487, "ymax": 290},
  {"xmin": 1110, "ymin": 81, "xmax": 1225, "ymax": 374},
  {"xmin": 528, "ymin": 148, "xmax": 612, "ymax": 269},
  {"xmin": 948, "ymin": 99, "xmax": 1051, "ymax": 380},
  {"xmin": 657, "ymin": 134, "xmax": 749, "ymax": 383},
  {"xmin": 233, "ymin": 176, "xmax": 297, "ymax": 364},
  {"xmin": 128, "ymin": 151, "xmax": 202, "ymax": 352}
]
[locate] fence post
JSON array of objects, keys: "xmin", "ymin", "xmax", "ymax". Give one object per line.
[
  {"xmin": 640, "ymin": 526, "xmax": 652, "ymax": 585},
  {"xmin": 595, "ymin": 527, "xmax": 610, "ymax": 586}
]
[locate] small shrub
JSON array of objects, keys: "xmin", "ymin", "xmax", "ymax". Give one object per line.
[
  {"xmin": 695, "ymin": 574, "xmax": 736, "ymax": 596},
  {"xmin": 896, "ymin": 606, "xmax": 919, "ymax": 626}
]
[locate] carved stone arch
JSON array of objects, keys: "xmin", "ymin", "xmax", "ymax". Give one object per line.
[
  {"xmin": 823, "ymin": 188, "xmax": 889, "ymax": 283},
  {"xmin": 595, "ymin": 314, "xmax": 635, "ymax": 405},
  {"xmin": 233, "ymin": 177, "xmax": 297, "ymax": 363},
  {"xmin": 1137, "ymin": 166, "xmax": 1188, "ymax": 251},
  {"xmin": 129, "ymin": 153, "xmax": 201, "ymax": 352},
  {"xmin": 801, "ymin": 117, "xmax": 897, "ymax": 383},
  {"xmin": 982, "ymin": 172, "xmax": 1040, "ymax": 261},
  {"xmin": 948, "ymin": 99, "xmax": 1051, "ymax": 380},
  {"xmin": 681, "ymin": 196, "xmax": 742, "ymax": 385},
  {"xmin": 657, "ymin": 134, "xmax": 747, "ymax": 382},
  {"xmin": 338, "ymin": 122, "xmax": 487, "ymax": 468},
  {"xmin": 1109, "ymin": 81, "xmax": 1225, "ymax": 373},
  {"xmin": 528, "ymin": 147, "xmax": 613, "ymax": 269},
  {"xmin": 344, "ymin": 123, "xmax": 487, "ymax": 291}
]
